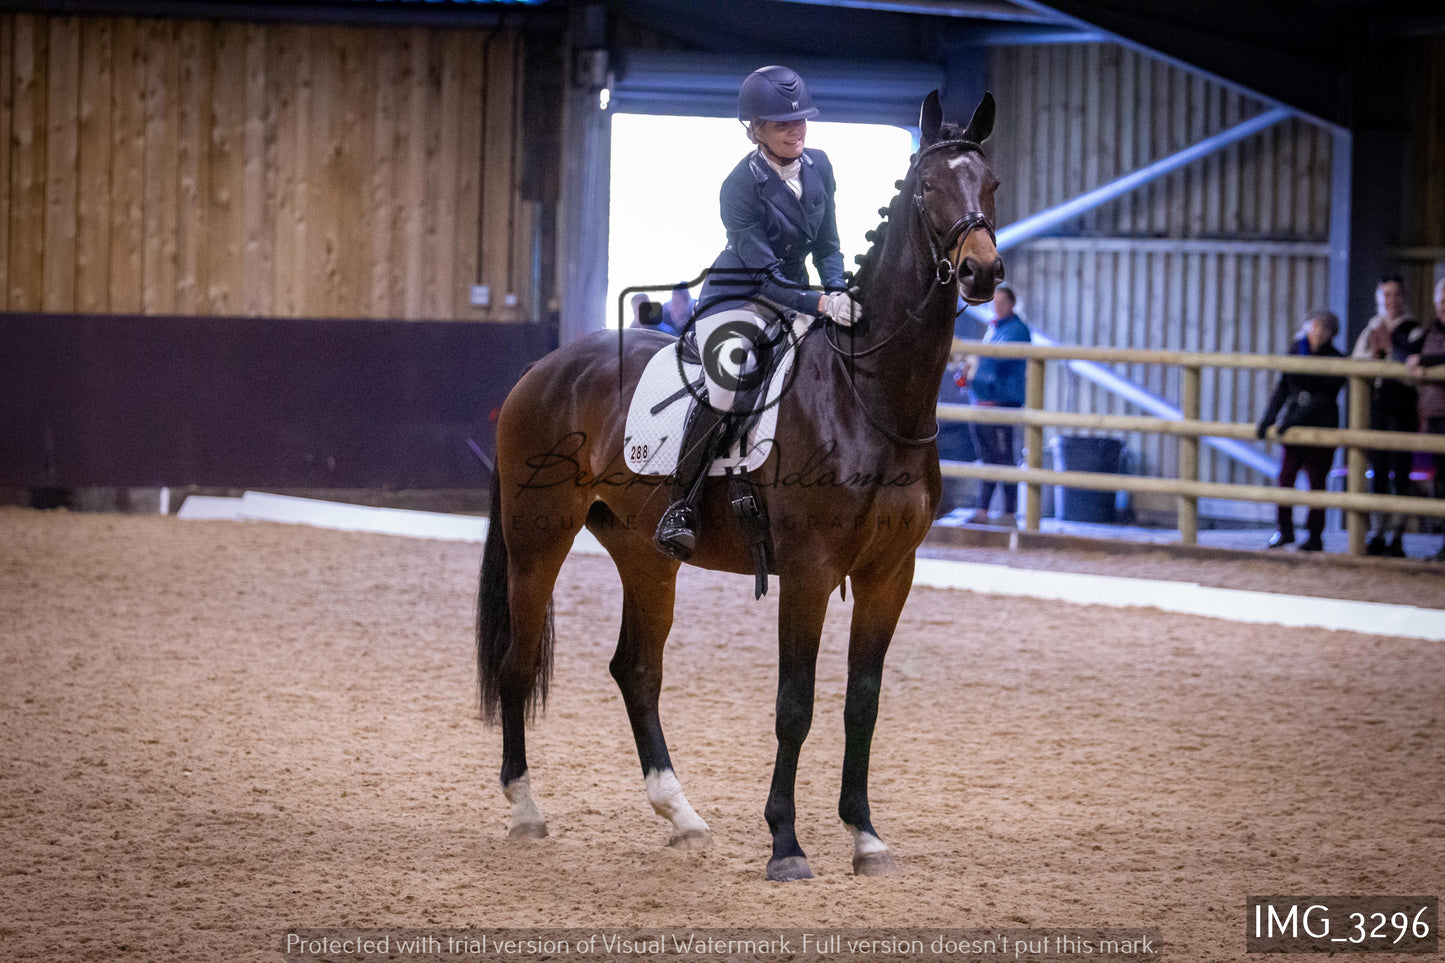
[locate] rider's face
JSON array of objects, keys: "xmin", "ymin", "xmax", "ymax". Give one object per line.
[{"xmin": 753, "ymin": 119, "xmax": 807, "ymax": 161}]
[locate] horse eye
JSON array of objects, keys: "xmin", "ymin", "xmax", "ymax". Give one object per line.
[{"xmin": 922, "ymin": 179, "xmax": 935, "ymax": 192}]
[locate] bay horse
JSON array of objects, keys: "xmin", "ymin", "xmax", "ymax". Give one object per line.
[{"xmin": 477, "ymin": 91, "xmax": 1003, "ymax": 881}]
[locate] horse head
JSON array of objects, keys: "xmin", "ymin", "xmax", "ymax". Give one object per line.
[{"xmin": 916, "ymin": 90, "xmax": 1004, "ymax": 304}]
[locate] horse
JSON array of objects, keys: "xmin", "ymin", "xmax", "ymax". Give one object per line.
[{"xmin": 476, "ymin": 90, "xmax": 1003, "ymax": 881}]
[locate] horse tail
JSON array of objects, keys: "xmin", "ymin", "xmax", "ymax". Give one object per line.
[{"xmin": 476, "ymin": 466, "xmax": 555, "ymax": 725}]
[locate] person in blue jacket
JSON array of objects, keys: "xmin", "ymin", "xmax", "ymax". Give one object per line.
[
  {"xmin": 655, "ymin": 65, "xmax": 857, "ymax": 560},
  {"xmin": 966, "ymin": 283, "xmax": 1031, "ymax": 526},
  {"xmin": 658, "ymin": 284, "xmax": 696, "ymax": 335}
]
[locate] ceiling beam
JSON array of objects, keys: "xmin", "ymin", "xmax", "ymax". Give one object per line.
[
  {"xmin": 614, "ymin": 0, "xmax": 929, "ymax": 59},
  {"xmin": 767, "ymin": 0, "xmax": 1062, "ymax": 24},
  {"xmin": 1006, "ymin": 0, "xmax": 1442, "ymax": 129}
]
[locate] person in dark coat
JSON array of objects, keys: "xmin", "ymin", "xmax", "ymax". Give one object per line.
[
  {"xmin": 1257, "ymin": 309, "xmax": 1347, "ymax": 552},
  {"xmin": 654, "ymin": 65, "xmax": 856, "ymax": 560},
  {"xmin": 1351, "ymin": 275, "xmax": 1422, "ymax": 556}
]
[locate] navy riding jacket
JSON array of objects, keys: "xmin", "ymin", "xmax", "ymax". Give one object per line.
[{"xmin": 698, "ymin": 148, "xmax": 847, "ymax": 318}]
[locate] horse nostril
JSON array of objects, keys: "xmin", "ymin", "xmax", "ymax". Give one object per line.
[{"xmin": 963, "ymin": 256, "xmax": 999, "ymax": 284}]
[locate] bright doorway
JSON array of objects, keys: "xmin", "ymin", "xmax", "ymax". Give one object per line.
[{"xmin": 605, "ymin": 113, "xmax": 916, "ymax": 328}]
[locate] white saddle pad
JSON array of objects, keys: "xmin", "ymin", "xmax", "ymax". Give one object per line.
[{"xmin": 623, "ymin": 319, "xmax": 806, "ymax": 477}]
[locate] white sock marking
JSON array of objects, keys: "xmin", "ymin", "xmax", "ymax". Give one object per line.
[
  {"xmin": 502, "ymin": 772, "xmax": 545, "ymax": 830},
  {"xmin": 846, "ymin": 824, "xmax": 889, "ymax": 855},
  {"xmin": 644, "ymin": 768, "xmax": 710, "ymax": 836}
]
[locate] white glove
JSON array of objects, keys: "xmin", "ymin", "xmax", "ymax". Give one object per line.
[{"xmin": 819, "ymin": 291, "xmax": 859, "ymax": 327}]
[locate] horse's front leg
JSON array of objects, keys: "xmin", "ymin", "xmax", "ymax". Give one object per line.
[
  {"xmin": 601, "ymin": 535, "xmax": 711, "ymax": 850},
  {"xmin": 838, "ymin": 556, "xmax": 914, "ymax": 876},
  {"xmin": 764, "ymin": 574, "xmax": 832, "ymax": 881}
]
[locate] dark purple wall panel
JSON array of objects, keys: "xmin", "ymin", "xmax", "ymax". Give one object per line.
[{"xmin": 0, "ymin": 314, "xmax": 555, "ymax": 488}]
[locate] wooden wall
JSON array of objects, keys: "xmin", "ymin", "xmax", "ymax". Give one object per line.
[
  {"xmin": 987, "ymin": 44, "xmax": 1334, "ymax": 489},
  {"xmin": 1, "ymin": 12, "xmax": 537, "ymax": 321},
  {"xmin": 1404, "ymin": 36, "xmax": 1445, "ymax": 313},
  {"xmin": 1412, "ymin": 38, "xmax": 1445, "ymax": 253}
]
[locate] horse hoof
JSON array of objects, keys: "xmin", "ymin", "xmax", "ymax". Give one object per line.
[
  {"xmin": 766, "ymin": 856, "xmax": 814, "ymax": 882},
  {"xmin": 507, "ymin": 822, "xmax": 548, "ymax": 840},
  {"xmin": 852, "ymin": 850, "xmax": 899, "ymax": 877},
  {"xmin": 668, "ymin": 829, "xmax": 712, "ymax": 851}
]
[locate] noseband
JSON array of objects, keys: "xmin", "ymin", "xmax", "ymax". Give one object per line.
[{"xmin": 912, "ymin": 138, "xmax": 996, "ymax": 285}]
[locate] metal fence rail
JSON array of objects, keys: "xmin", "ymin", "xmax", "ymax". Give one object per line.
[{"xmin": 941, "ymin": 339, "xmax": 1445, "ymax": 555}]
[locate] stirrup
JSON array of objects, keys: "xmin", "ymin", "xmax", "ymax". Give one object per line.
[{"xmin": 654, "ymin": 501, "xmax": 700, "ymax": 560}]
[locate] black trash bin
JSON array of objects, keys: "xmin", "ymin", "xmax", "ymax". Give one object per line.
[{"xmin": 1051, "ymin": 436, "xmax": 1124, "ymax": 523}]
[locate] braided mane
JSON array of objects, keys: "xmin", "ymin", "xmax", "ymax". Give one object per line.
[{"xmin": 846, "ymin": 122, "xmax": 971, "ymax": 299}]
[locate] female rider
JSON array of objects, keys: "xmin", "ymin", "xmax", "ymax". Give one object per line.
[{"xmin": 654, "ymin": 65, "xmax": 857, "ymax": 560}]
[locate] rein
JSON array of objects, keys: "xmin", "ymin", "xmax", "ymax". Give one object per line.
[
  {"xmin": 833, "ymin": 351, "xmax": 940, "ymax": 447},
  {"xmin": 823, "ymin": 138, "xmax": 995, "ymax": 447}
]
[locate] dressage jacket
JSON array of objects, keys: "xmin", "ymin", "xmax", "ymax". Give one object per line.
[{"xmin": 698, "ymin": 147, "xmax": 846, "ymax": 318}]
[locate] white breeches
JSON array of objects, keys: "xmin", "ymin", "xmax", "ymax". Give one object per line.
[{"xmin": 694, "ymin": 306, "xmax": 772, "ymax": 413}]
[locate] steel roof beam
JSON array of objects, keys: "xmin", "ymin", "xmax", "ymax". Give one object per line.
[{"xmin": 995, "ymin": 106, "xmax": 1295, "ymax": 250}]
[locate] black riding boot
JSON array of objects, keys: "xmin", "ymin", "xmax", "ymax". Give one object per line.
[{"xmin": 655, "ymin": 405, "xmax": 729, "ymax": 561}]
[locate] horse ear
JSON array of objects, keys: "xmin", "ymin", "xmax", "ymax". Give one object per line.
[
  {"xmin": 919, "ymin": 89, "xmax": 943, "ymax": 146},
  {"xmin": 962, "ymin": 91, "xmax": 996, "ymax": 144}
]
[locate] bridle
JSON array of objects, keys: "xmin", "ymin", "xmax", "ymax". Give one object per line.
[
  {"xmin": 913, "ymin": 138, "xmax": 997, "ymax": 287},
  {"xmin": 827, "ymin": 137, "xmax": 996, "ymax": 362},
  {"xmin": 821, "ymin": 138, "xmax": 997, "ymax": 447}
]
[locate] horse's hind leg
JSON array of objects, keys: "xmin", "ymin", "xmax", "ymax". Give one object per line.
[
  {"xmin": 497, "ymin": 532, "xmax": 573, "ymax": 839},
  {"xmin": 837, "ymin": 558, "xmax": 913, "ymax": 876},
  {"xmin": 594, "ymin": 522, "xmax": 711, "ymax": 849}
]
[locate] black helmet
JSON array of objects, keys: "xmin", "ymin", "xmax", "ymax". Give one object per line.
[{"xmin": 737, "ymin": 65, "xmax": 818, "ymax": 123}]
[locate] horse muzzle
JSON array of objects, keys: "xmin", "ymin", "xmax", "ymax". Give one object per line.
[
  {"xmin": 936, "ymin": 210, "xmax": 1002, "ymax": 304},
  {"xmin": 954, "ymin": 246, "xmax": 1005, "ymax": 304}
]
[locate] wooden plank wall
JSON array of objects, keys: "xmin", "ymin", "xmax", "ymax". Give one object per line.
[
  {"xmin": 1404, "ymin": 36, "xmax": 1445, "ymax": 312},
  {"xmin": 1412, "ymin": 38, "xmax": 1445, "ymax": 252},
  {"xmin": 1, "ymin": 12, "xmax": 533, "ymax": 321},
  {"xmin": 987, "ymin": 44, "xmax": 1334, "ymax": 488}
]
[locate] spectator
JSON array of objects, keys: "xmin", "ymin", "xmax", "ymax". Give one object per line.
[
  {"xmin": 630, "ymin": 293, "xmax": 671, "ymax": 334},
  {"xmin": 965, "ymin": 284, "xmax": 1031, "ymax": 527},
  {"xmin": 659, "ymin": 284, "xmax": 695, "ymax": 336},
  {"xmin": 1405, "ymin": 278, "xmax": 1445, "ymax": 560},
  {"xmin": 1351, "ymin": 275, "xmax": 1422, "ymax": 556},
  {"xmin": 936, "ymin": 350, "xmax": 977, "ymax": 517},
  {"xmin": 1257, "ymin": 309, "xmax": 1346, "ymax": 552}
]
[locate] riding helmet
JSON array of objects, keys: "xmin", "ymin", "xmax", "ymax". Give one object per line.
[{"xmin": 737, "ymin": 65, "xmax": 819, "ymax": 123}]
